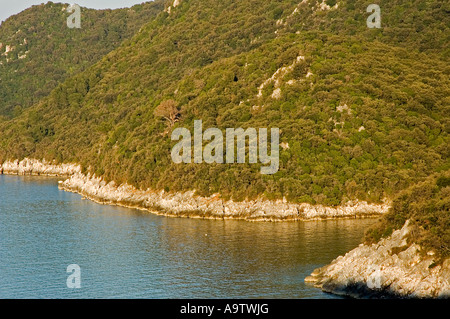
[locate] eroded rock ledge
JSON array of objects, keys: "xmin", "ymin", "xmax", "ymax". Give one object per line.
[
  {"xmin": 1, "ymin": 158, "xmax": 80, "ymax": 176},
  {"xmin": 305, "ymin": 220, "xmax": 450, "ymax": 298},
  {"xmin": 1, "ymin": 158, "xmax": 390, "ymax": 221}
]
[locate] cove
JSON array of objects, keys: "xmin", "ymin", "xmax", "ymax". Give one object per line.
[{"xmin": 0, "ymin": 175, "xmax": 376, "ymax": 299}]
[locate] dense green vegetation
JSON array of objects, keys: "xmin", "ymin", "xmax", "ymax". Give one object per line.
[
  {"xmin": 0, "ymin": 0, "xmax": 448, "ymax": 251},
  {"xmin": 365, "ymin": 171, "xmax": 450, "ymax": 260},
  {"xmin": 0, "ymin": 0, "xmax": 164, "ymax": 118}
]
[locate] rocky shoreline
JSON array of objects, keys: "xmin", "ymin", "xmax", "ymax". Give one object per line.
[
  {"xmin": 2, "ymin": 158, "xmax": 448, "ymax": 298},
  {"xmin": 1, "ymin": 158, "xmax": 390, "ymax": 221},
  {"xmin": 1, "ymin": 158, "xmax": 80, "ymax": 176},
  {"xmin": 305, "ymin": 220, "xmax": 450, "ymax": 298}
]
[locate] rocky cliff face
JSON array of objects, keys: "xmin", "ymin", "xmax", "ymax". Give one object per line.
[
  {"xmin": 305, "ymin": 220, "xmax": 450, "ymax": 298},
  {"xmin": 0, "ymin": 158, "xmax": 390, "ymax": 221}
]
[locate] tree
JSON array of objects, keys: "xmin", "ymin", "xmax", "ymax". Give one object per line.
[{"xmin": 154, "ymin": 99, "xmax": 180, "ymax": 128}]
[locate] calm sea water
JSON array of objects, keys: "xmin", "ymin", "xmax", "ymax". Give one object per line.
[{"xmin": 0, "ymin": 175, "xmax": 376, "ymax": 299}]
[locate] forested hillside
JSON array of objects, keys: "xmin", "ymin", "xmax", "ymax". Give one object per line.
[
  {"xmin": 0, "ymin": 0, "xmax": 448, "ymax": 257},
  {"xmin": 0, "ymin": 0, "xmax": 164, "ymax": 118}
]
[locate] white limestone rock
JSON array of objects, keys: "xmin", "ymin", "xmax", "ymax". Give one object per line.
[{"xmin": 305, "ymin": 220, "xmax": 450, "ymax": 298}]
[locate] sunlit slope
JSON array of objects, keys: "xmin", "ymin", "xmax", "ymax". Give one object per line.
[
  {"xmin": 0, "ymin": 0, "xmax": 164, "ymax": 117},
  {"xmin": 0, "ymin": 0, "xmax": 448, "ymax": 208}
]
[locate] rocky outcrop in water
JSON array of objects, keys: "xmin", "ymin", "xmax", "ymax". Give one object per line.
[{"xmin": 305, "ymin": 220, "xmax": 450, "ymax": 298}]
